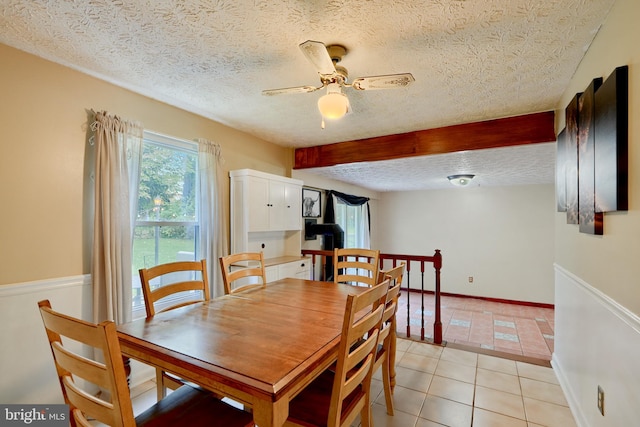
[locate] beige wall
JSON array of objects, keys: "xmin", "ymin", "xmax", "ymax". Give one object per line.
[
  {"xmin": 0, "ymin": 43, "xmax": 291, "ymax": 285},
  {"xmin": 377, "ymin": 184, "xmax": 556, "ymax": 304},
  {"xmin": 554, "ymin": 0, "xmax": 640, "ymax": 315}
]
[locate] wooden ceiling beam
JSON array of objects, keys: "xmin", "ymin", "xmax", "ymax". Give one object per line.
[{"xmin": 294, "ymin": 111, "xmax": 556, "ymax": 169}]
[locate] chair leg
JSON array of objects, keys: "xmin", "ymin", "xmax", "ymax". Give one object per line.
[
  {"xmin": 381, "ymin": 357, "xmax": 395, "ymax": 415},
  {"xmin": 389, "ymin": 328, "xmax": 398, "ymax": 392},
  {"xmin": 155, "ymin": 368, "xmax": 167, "ymax": 401},
  {"xmin": 360, "ymin": 393, "xmax": 373, "ymax": 427}
]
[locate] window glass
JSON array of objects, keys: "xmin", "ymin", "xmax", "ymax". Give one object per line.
[
  {"xmin": 335, "ymin": 199, "xmax": 364, "ymax": 248},
  {"xmin": 132, "ymin": 133, "xmax": 199, "ymax": 315}
]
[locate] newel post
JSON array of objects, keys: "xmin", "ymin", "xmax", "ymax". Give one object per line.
[{"xmin": 433, "ymin": 249, "xmax": 443, "ymax": 344}]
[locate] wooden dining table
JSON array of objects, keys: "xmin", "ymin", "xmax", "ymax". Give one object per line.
[{"xmin": 117, "ymin": 277, "xmax": 370, "ymax": 427}]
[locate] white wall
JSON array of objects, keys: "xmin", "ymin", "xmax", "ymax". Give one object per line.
[{"xmin": 377, "ymin": 184, "xmax": 555, "ymax": 304}]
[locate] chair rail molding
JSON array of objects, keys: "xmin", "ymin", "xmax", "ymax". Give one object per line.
[
  {"xmin": 553, "ymin": 264, "xmax": 640, "ymax": 333},
  {"xmin": 0, "ymin": 274, "xmax": 91, "ymax": 298}
]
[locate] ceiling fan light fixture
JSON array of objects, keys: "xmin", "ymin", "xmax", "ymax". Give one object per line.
[
  {"xmin": 317, "ymin": 83, "xmax": 350, "ymax": 120},
  {"xmin": 447, "ymin": 174, "xmax": 475, "ymax": 186}
]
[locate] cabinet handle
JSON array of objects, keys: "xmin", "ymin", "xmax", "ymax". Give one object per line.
[{"xmin": 300, "ymin": 263, "xmax": 305, "ymax": 267}]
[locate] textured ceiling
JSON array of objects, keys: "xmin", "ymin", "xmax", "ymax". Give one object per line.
[
  {"xmin": 0, "ymin": 0, "xmax": 615, "ymax": 191},
  {"xmin": 307, "ymin": 142, "xmax": 558, "ymax": 192}
]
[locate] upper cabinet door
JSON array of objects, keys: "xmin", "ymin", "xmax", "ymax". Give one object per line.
[
  {"xmin": 268, "ymin": 180, "xmax": 301, "ymax": 231},
  {"xmin": 283, "ymin": 182, "xmax": 301, "ymax": 230},
  {"xmin": 268, "ymin": 179, "xmax": 286, "ymax": 231},
  {"xmin": 247, "ymin": 176, "xmax": 270, "ymax": 232}
]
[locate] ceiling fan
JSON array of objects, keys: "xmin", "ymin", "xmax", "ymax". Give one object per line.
[{"xmin": 262, "ymin": 40, "xmax": 415, "ymax": 127}]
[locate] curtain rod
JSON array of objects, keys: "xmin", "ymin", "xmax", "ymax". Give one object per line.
[{"xmin": 302, "ymin": 185, "xmax": 326, "ymax": 193}]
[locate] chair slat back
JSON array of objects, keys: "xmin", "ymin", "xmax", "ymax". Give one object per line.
[
  {"xmin": 219, "ymin": 252, "xmax": 267, "ymax": 295},
  {"xmin": 377, "ymin": 262, "xmax": 405, "ymax": 341},
  {"xmin": 378, "ymin": 281, "xmax": 402, "ymax": 344},
  {"xmin": 333, "ymin": 248, "xmax": 380, "ymax": 287},
  {"xmin": 377, "ymin": 262, "xmax": 405, "ymax": 287},
  {"xmin": 38, "ymin": 300, "xmax": 135, "ymax": 427},
  {"xmin": 139, "ymin": 259, "xmax": 210, "ymax": 317},
  {"xmin": 328, "ymin": 280, "xmax": 388, "ymax": 427}
]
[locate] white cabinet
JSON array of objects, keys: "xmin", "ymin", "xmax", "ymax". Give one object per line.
[
  {"xmin": 277, "ymin": 258, "xmax": 311, "ymax": 280},
  {"xmin": 265, "ymin": 257, "xmax": 311, "ymax": 282},
  {"xmin": 230, "ymin": 169, "xmax": 304, "ymax": 256},
  {"xmin": 232, "ymin": 170, "xmax": 302, "ymax": 233},
  {"xmin": 246, "ymin": 176, "xmax": 301, "ymax": 232},
  {"xmin": 265, "ymin": 266, "xmax": 280, "ymax": 283}
]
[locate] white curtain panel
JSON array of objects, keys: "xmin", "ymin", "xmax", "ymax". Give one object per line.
[
  {"xmin": 360, "ymin": 202, "xmax": 371, "ymax": 249},
  {"xmin": 196, "ymin": 139, "xmax": 228, "ymax": 298},
  {"xmin": 90, "ymin": 110, "xmax": 143, "ymax": 324}
]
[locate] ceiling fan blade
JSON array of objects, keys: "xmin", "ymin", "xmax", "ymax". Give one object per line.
[
  {"xmin": 351, "ymin": 73, "xmax": 415, "ymax": 90},
  {"xmin": 262, "ymin": 85, "xmax": 322, "ymax": 96},
  {"xmin": 299, "ymin": 40, "xmax": 336, "ymax": 76}
]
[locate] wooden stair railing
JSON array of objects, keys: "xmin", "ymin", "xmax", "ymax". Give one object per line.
[{"xmin": 301, "ymin": 249, "xmax": 443, "ymax": 344}]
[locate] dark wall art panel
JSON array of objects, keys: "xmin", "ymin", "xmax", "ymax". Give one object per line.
[
  {"xmin": 595, "ymin": 65, "xmax": 629, "ymax": 213},
  {"xmin": 565, "ymin": 93, "xmax": 581, "ymax": 224},
  {"xmin": 556, "ymin": 128, "xmax": 568, "ymax": 212},
  {"xmin": 578, "ymin": 77, "xmax": 603, "ymax": 235}
]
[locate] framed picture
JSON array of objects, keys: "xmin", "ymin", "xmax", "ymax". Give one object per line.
[
  {"xmin": 595, "ymin": 65, "xmax": 628, "ymax": 213},
  {"xmin": 302, "ymin": 188, "xmax": 321, "ymax": 218}
]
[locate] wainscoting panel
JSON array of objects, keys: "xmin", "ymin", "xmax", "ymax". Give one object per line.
[
  {"xmin": 0, "ymin": 275, "xmax": 153, "ymax": 404},
  {"xmin": 0, "ymin": 275, "xmax": 92, "ymax": 404},
  {"xmin": 553, "ymin": 265, "xmax": 640, "ymax": 427}
]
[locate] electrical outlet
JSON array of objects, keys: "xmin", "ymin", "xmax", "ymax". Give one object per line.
[
  {"xmin": 468, "ymin": 276, "xmax": 474, "ymax": 283},
  {"xmin": 597, "ymin": 385, "xmax": 605, "ymax": 416}
]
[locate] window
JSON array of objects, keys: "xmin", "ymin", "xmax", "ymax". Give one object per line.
[
  {"xmin": 334, "ymin": 198, "xmax": 370, "ymax": 249},
  {"xmin": 132, "ymin": 132, "xmax": 200, "ymax": 316}
]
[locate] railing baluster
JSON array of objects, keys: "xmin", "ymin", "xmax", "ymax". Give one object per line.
[
  {"xmin": 310, "ymin": 254, "xmax": 317, "ymax": 280},
  {"xmin": 406, "ymin": 263, "xmax": 411, "ymax": 338},
  {"xmin": 421, "ymin": 261, "xmax": 425, "ymax": 341}
]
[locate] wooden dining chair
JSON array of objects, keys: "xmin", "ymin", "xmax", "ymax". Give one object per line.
[
  {"xmin": 139, "ymin": 259, "xmax": 210, "ymax": 317},
  {"xmin": 285, "ymin": 280, "xmax": 388, "ymax": 427},
  {"xmin": 333, "ymin": 248, "xmax": 380, "ymax": 287},
  {"xmin": 37, "ymin": 300, "xmax": 255, "ymax": 427},
  {"xmin": 219, "ymin": 252, "xmax": 268, "ymax": 295},
  {"xmin": 373, "ymin": 263, "xmax": 405, "ymax": 415},
  {"xmin": 138, "ymin": 259, "xmax": 210, "ymax": 399}
]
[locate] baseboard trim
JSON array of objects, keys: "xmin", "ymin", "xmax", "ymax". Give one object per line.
[
  {"xmin": 445, "ymin": 341, "xmax": 551, "ymax": 367},
  {"xmin": 402, "ymin": 287, "xmax": 554, "ymax": 309},
  {"xmin": 400, "ymin": 335, "xmax": 551, "ymax": 367}
]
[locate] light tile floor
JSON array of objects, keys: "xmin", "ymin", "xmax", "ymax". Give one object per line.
[
  {"xmin": 367, "ymin": 339, "xmax": 575, "ymax": 427},
  {"xmin": 124, "ymin": 338, "xmax": 576, "ymax": 427},
  {"xmin": 396, "ymin": 292, "xmax": 555, "ymax": 361}
]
